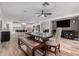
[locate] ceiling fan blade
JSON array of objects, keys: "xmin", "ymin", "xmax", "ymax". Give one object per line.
[
  {"xmin": 44, "ymin": 15, "xmax": 47, "ymax": 17},
  {"xmin": 45, "ymin": 13, "xmax": 52, "ymax": 15},
  {"xmin": 37, "ymin": 14, "xmax": 42, "ymax": 17},
  {"xmin": 35, "ymin": 13, "xmax": 41, "ymax": 14}
]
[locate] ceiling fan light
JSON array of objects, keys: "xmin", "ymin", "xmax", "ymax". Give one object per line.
[{"xmin": 41, "ymin": 14, "xmax": 45, "ymax": 17}]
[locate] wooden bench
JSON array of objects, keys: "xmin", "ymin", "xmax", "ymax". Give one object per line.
[{"xmin": 18, "ymin": 37, "xmax": 47, "ymax": 56}]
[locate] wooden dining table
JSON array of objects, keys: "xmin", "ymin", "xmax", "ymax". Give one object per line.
[{"xmin": 26, "ymin": 32, "xmax": 52, "ymax": 43}]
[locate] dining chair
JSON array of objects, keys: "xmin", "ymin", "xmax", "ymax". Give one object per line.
[{"xmin": 46, "ymin": 28, "xmax": 62, "ymax": 55}]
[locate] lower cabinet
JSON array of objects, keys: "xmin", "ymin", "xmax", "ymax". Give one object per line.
[{"xmin": 1, "ymin": 31, "xmax": 10, "ymax": 42}]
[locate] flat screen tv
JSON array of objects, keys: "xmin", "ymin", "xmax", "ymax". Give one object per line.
[{"xmin": 56, "ymin": 19, "xmax": 70, "ymax": 27}]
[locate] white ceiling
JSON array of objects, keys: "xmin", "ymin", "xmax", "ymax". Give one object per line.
[{"xmin": 0, "ymin": 2, "xmax": 79, "ymax": 23}]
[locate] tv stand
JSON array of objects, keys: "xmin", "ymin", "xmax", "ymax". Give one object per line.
[
  {"xmin": 61, "ymin": 30, "xmax": 75, "ymax": 39},
  {"xmin": 52, "ymin": 30, "xmax": 76, "ymax": 40}
]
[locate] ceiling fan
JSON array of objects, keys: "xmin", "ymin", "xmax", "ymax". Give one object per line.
[
  {"xmin": 35, "ymin": 2, "xmax": 52, "ymax": 17},
  {"xmin": 36, "ymin": 10, "xmax": 52, "ymax": 17}
]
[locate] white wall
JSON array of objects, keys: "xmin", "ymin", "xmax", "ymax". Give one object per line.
[
  {"xmin": 0, "ymin": 7, "xmax": 3, "ymax": 42},
  {"xmin": 0, "ymin": 7, "xmax": 2, "ymax": 30}
]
